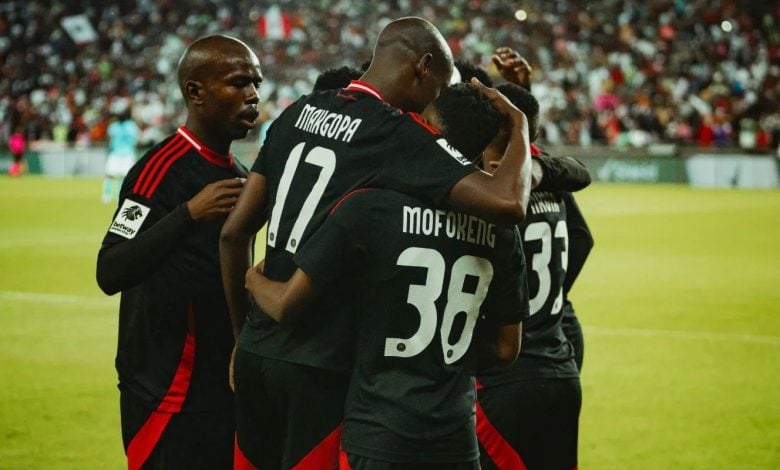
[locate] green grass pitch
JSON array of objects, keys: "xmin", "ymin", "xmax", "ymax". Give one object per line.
[{"xmin": 0, "ymin": 176, "xmax": 778, "ymax": 469}]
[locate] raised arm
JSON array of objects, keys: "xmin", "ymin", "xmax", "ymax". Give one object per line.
[
  {"xmin": 97, "ymin": 178, "xmax": 244, "ymax": 295},
  {"xmin": 220, "ymin": 172, "xmax": 268, "ymax": 339},
  {"xmin": 446, "ymin": 78, "xmax": 533, "ymax": 225}
]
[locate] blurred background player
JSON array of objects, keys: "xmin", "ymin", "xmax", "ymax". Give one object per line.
[
  {"xmin": 243, "ymin": 82, "xmax": 527, "ymax": 470},
  {"xmin": 96, "ymin": 34, "xmax": 260, "ymax": 470},
  {"xmin": 7, "ymin": 126, "xmax": 26, "ymax": 177},
  {"xmin": 221, "ymin": 16, "xmax": 534, "ymax": 470},
  {"xmin": 102, "ymin": 110, "xmax": 140, "ymax": 203}
]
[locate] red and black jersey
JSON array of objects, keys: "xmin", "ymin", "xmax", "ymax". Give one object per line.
[
  {"xmin": 238, "ymin": 80, "xmax": 479, "ymax": 373},
  {"xmin": 293, "ymin": 189, "xmax": 529, "ymax": 462},
  {"xmin": 98, "ymin": 126, "xmax": 246, "ymax": 413},
  {"xmin": 478, "ymin": 190, "xmax": 579, "ymax": 386}
]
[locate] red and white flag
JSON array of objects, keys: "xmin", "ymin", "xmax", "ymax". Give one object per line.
[{"xmin": 257, "ymin": 6, "xmax": 292, "ymax": 40}]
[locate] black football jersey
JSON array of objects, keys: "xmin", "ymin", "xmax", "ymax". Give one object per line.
[
  {"xmin": 294, "ymin": 189, "xmax": 528, "ymax": 462},
  {"xmin": 478, "ymin": 191, "xmax": 579, "ymax": 386},
  {"xmin": 99, "ymin": 126, "xmax": 245, "ymax": 412},
  {"xmin": 238, "ymin": 81, "xmax": 479, "ymax": 372}
]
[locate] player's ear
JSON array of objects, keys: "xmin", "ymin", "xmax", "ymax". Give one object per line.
[
  {"xmin": 414, "ymin": 53, "xmax": 433, "ymax": 79},
  {"xmin": 185, "ymin": 80, "xmax": 205, "ymax": 105}
]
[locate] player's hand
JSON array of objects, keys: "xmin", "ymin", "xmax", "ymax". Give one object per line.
[
  {"xmin": 470, "ymin": 77, "xmax": 528, "ymax": 131},
  {"xmin": 492, "ymin": 47, "xmax": 532, "ymax": 89},
  {"xmin": 186, "ymin": 178, "xmax": 245, "ymax": 222}
]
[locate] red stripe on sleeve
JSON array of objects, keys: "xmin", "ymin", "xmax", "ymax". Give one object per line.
[
  {"xmin": 476, "ymin": 399, "xmax": 527, "ymax": 470},
  {"xmin": 125, "ymin": 305, "xmax": 197, "ymax": 469},
  {"xmin": 291, "ymin": 423, "xmax": 343, "ymax": 470},
  {"xmin": 133, "ymin": 135, "xmax": 185, "ymax": 194},
  {"xmin": 141, "ymin": 146, "xmax": 189, "ymax": 199}
]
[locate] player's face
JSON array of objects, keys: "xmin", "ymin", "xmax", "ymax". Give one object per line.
[
  {"xmin": 481, "ymin": 128, "xmax": 509, "ymax": 175},
  {"xmin": 203, "ymin": 50, "xmax": 263, "ymax": 140}
]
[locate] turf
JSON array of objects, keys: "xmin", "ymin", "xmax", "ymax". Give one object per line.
[{"xmin": 0, "ymin": 177, "xmax": 778, "ymax": 469}]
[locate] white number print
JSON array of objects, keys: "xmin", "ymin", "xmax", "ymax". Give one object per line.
[
  {"xmin": 524, "ymin": 220, "xmax": 568, "ymax": 316},
  {"xmin": 267, "ymin": 143, "xmax": 336, "ymax": 254},
  {"xmin": 385, "ymin": 247, "xmax": 494, "ymax": 364}
]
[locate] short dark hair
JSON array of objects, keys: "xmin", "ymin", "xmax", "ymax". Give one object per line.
[
  {"xmin": 313, "ymin": 66, "xmax": 363, "ymax": 92},
  {"xmin": 455, "ymin": 59, "xmax": 494, "ymax": 87},
  {"xmin": 496, "ymin": 83, "xmax": 539, "ymax": 140},
  {"xmin": 432, "ymin": 83, "xmax": 505, "ymax": 161}
]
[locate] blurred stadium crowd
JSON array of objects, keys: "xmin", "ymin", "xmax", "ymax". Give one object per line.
[{"xmin": 1, "ymin": 0, "xmax": 779, "ymax": 151}]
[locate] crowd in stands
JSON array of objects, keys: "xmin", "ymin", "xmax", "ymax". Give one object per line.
[{"xmin": 1, "ymin": 0, "xmax": 779, "ymax": 151}]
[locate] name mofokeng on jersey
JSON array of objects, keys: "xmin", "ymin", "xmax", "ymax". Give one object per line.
[{"xmin": 402, "ymin": 206, "xmax": 496, "ymax": 248}]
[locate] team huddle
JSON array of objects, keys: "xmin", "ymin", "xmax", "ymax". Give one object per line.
[{"xmin": 97, "ymin": 16, "xmax": 593, "ymax": 470}]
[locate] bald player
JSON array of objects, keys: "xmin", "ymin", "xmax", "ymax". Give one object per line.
[
  {"xmin": 221, "ymin": 17, "xmax": 533, "ymax": 470},
  {"xmin": 96, "ymin": 35, "xmax": 262, "ymax": 470}
]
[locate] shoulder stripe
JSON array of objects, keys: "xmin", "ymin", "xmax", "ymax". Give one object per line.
[
  {"xmin": 407, "ymin": 112, "xmax": 440, "ymax": 135},
  {"xmin": 141, "ymin": 146, "xmax": 190, "ymax": 198},
  {"xmin": 136, "ymin": 140, "xmax": 189, "ymax": 198},
  {"xmin": 329, "ymin": 188, "xmax": 375, "ymax": 215},
  {"xmin": 132, "ymin": 135, "xmax": 187, "ymax": 195}
]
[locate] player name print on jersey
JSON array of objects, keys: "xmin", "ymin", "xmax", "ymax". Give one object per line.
[
  {"xmin": 402, "ymin": 205, "xmax": 496, "ymax": 248},
  {"xmin": 529, "ymin": 191, "xmax": 562, "ymax": 215},
  {"xmin": 109, "ymin": 199, "xmax": 150, "ymax": 239},
  {"xmin": 293, "ymin": 103, "xmax": 363, "ymax": 142}
]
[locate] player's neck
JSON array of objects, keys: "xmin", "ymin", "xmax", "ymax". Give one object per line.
[{"xmin": 183, "ymin": 120, "xmax": 230, "ymax": 156}]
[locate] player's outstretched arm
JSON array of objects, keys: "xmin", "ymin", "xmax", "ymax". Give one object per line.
[
  {"xmin": 97, "ymin": 178, "xmax": 244, "ymax": 296},
  {"xmin": 446, "ymin": 79, "xmax": 532, "ymax": 225},
  {"xmin": 532, "ymin": 155, "xmax": 591, "ymax": 192},
  {"xmin": 220, "ymin": 172, "xmax": 268, "ymax": 339},
  {"xmin": 244, "ymin": 262, "xmax": 319, "ymax": 325}
]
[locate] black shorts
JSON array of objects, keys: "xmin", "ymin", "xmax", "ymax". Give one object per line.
[
  {"xmin": 476, "ymin": 377, "xmax": 581, "ymax": 470},
  {"xmin": 234, "ymin": 349, "xmax": 350, "ymax": 469},
  {"xmin": 120, "ymin": 391, "xmax": 234, "ymax": 470},
  {"xmin": 342, "ymin": 453, "xmax": 479, "ymax": 470},
  {"xmin": 561, "ymin": 301, "xmax": 584, "ymax": 371}
]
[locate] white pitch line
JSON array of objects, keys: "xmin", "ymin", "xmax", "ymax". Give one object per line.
[
  {"xmin": 0, "ymin": 290, "xmax": 117, "ymax": 307},
  {"xmin": 584, "ymin": 325, "xmax": 780, "ymax": 346}
]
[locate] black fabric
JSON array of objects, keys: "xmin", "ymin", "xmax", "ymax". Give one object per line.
[
  {"xmin": 533, "ymin": 154, "xmax": 591, "ymax": 192},
  {"xmin": 560, "ymin": 300, "xmax": 584, "ymax": 371},
  {"xmin": 120, "ymin": 391, "xmax": 234, "ymax": 470},
  {"xmin": 240, "ymin": 85, "xmax": 478, "ymax": 373},
  {"xmin": 294, "ymin": 189, "xmax": 529, "ymax": 462},
  {"xmin": 561, "ymin": 192, "xmax": 593, "ymax": 295},
  {"xmin": 233, "ymin": 351, "xmax": 348, "ymax": 470},
  {"xmin": 99, "ymin": 130, "xmax": 245, "ymax": 413},
  {"xmin": 478, "ymin": 191, "xmax": 578, "ymax": 386},
  {"xmin": 477, "ymin": 377, "xmax": 581, "ymax": 470},
  {"xmin": 346, "ymin": 453, "xmax": 480, "ymax": 470}
]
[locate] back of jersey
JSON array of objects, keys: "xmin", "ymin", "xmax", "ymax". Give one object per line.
[
  {"xmin": 293, "ymin": 189, "xmax": 528, "ymax": 462},
  {"xmin": 479, "ymin": 191, "xmax": 579, "ymax": 385},
  {"xmin": 241, "ymin": 81, "xmax": 477, "ymax": 373}
]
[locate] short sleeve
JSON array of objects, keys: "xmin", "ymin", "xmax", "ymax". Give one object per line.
[
  {"xmin": 482, "ymin": 228, "xmax": 530, "ymax": 326},
  {"xmin": 378, "ymin": 120, "xmax": 478, "ymax": 205},
  {"xmin": 251, "ymin": 119, "xmax": 279, "ymax": 176}
]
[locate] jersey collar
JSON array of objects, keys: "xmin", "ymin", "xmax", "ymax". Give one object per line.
[
  {"xmin": 345, "ymin": 80, "xmax": 384, "ymax": 101},
  {"xmin": 177, "ymin": 126, "xmax": 234, "ymax": 168}
]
